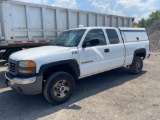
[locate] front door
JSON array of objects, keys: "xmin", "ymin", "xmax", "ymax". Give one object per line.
[{"xmin": 78, "ymin": 29, "xmax": 111, "ymax": 78}]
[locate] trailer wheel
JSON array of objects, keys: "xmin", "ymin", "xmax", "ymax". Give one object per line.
[
  {"xmin": 4, "ymin": 48, "xmax": 22, "ymax": 61},
  {"xmin": 43, "ymin": 72, "xmax": 75, "ymax": 105}
]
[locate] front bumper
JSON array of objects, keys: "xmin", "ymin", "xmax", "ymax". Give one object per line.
[{"xmin": 5, "ymin": 69, "xmax": 43, "ymax": 95}]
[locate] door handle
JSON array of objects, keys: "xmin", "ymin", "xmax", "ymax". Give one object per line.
[{"xmin": 104, "ymin": 49, "xmax": 110, "ymax": 53}]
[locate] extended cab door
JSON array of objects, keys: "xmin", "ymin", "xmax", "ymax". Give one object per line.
[
  {"xmin": 104, "ymin": 28, "xmax": 125, "ymax": 69},
  {"xmin": 78, "ymin": 29, "xmax": 111, "ymax": 78}
]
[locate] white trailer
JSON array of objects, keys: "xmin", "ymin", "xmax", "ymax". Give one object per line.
[{"xmin": 0, "ymin": 0, "xmax": 134, "ymax": 60}]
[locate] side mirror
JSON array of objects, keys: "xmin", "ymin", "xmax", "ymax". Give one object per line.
[{"xmin": 82, "ymin": 38, "xmax": 100, "ymax": 48}]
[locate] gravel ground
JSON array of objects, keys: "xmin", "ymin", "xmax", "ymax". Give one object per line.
[{"xmin": 0, "ymin": 53, "xmax": 160, "ymax": 120}]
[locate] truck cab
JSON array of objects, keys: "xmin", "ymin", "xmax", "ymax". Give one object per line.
[{"xmin": 5, "ymin": 27, "xmax": 150, "ymax": 105}]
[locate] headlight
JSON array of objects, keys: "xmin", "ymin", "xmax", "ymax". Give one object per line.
[
  {"xmin": 18, "ymin": 60, "xmax": 36, "ymax": 75},
  {"xmin": 19, "ymin": 60, "xmax": 36, "ymax": 68}
]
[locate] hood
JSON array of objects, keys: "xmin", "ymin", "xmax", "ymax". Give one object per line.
[{"xmin": 10, "ymin": 46, "xmax": 70, "ymax": 61}]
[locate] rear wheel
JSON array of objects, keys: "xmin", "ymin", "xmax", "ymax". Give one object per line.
[
  {"xmin": 129, "ymin": 56, "xmax": 143, "ymax": 74},
  {"xmin": 43, "ymin": 72, "xmax": 75, "ymax": 105}
]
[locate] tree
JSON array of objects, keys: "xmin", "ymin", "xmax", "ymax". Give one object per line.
[
  {"xmin": 138, "ymin": 18, "xmax": 146, "ymax": 28},
  {"xmin": 138, "ymin": 10, "xmax": 160, "ymax": 28}
]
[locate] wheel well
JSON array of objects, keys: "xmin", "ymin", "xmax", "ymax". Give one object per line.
[
  {"xmin": 43, "ymin": 64, "xmax": 77, "ymax": 81},
  {"xmin": 134, "ymin": 49, "xmax": 146, "ymax": 59}
]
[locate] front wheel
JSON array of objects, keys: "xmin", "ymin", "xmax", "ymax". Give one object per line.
[
  {"xmin": 43, "ymin": 72, "xmax": 75, "ymax": 105},
  {"xmin": 129, "ymin": 56, "xmax": 143, "ymax": 74}
]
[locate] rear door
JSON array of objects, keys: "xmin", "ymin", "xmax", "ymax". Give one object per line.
[
  {"xmin": 78, "ymin": 29, "xmax": 111, "ymax": 78},
  {"xmin": 105, "ymin": 28, "xmax": 125, "ymax": 69}
]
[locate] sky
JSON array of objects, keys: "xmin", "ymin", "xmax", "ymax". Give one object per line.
[{"xmin": 17, "ymin": 0, "xmax": 160, "ymax": 22}]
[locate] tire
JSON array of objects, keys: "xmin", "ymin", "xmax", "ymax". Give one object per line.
[
  {"xmin": 43, "ymin": 72, "xmax": 75, "ymax": 105},
  {"xmin": 129, "ymin": 56, "xmax": 143, "ymax": 74},
  {"xmin": 2, "ymin": 51, "xmax": 6, "ymax": 60},
  {"xmin": 5, "ymin": 48, "xmax": 22, "ymax": 61},
  {"xmin": 5, "ymin": 49, "xmax": 13, "ymax": 61}
]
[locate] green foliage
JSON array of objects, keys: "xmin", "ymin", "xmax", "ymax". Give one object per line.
[{"xmin": 138, "ymin": 10, "xmax": 160, "ymax": 28}]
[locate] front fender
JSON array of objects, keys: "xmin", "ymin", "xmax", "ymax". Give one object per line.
[{"xmin": 38, "ymin": 59, "xmax": 80, "ymax": 79}]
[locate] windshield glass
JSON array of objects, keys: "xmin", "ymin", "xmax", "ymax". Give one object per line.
[{"xmin": 51, "ymin": 29, "xmax": 86, "ymax": 47}]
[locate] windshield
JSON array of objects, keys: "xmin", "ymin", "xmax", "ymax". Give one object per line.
[{"xmin": 51, "ymin": 29, "xmax": 86, "ymax": 47}]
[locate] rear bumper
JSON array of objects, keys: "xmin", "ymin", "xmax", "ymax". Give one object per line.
[{"xmin": 5, "ymin": 69, "xmax": 43, "ymax": 95}]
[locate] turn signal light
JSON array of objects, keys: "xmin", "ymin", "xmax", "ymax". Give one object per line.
[{"xmin": 28, "ymin": 61, "xmax": 36, "ymax": 67}]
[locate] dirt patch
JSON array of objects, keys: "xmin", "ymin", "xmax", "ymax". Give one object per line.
[{"xmin": 147, "ymin": 19, "xmax": 160, "ymax": 52}]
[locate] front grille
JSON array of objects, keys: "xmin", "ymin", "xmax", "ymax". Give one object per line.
[
  {"xmin": 9, "ymin": 62, "xmax": 16, "ymax": 72},
  {"xmin": 8, "ymin": 59, "xmax": 18, "ymax": 75}
]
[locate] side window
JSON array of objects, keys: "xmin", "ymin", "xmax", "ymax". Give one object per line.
[
  {"xmin": 83, "ymin": 29, "xmax": 106, "ymax": 47},
  {"xmin": 105, "ymin": 29, "xmax": 120, "ymax": 44}
]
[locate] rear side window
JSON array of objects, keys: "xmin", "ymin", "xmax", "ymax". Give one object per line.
[{"xmin": 105, "ymin": 29, "xmax": 120, "ymax": 44}]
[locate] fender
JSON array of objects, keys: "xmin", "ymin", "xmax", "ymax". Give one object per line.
[
  {"xmin": 39, "ymin": 59, "xmax": 80, "ymax": 79},
  {"xmin": 134, "ymin": 48, "xmax": 146, "ymax": 59}
]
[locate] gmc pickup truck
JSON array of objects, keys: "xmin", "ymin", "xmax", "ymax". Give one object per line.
[{"xmin": 5, "ymin": 27, "xmax": 150, "ymax": 105}]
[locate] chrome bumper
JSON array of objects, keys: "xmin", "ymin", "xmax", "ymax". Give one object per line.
[{"xmin": 5, "ymin": 69, "xmax": 36, "ymax": 85}]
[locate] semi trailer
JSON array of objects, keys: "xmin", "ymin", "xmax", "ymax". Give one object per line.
[{"xmin": 0, "ymin": 0, "xmax": 133, "ymax": 60}]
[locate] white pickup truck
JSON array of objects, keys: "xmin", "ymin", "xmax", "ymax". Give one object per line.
[{"xmin": 5, "ymin": 27, "xmax": 150, "ymax": 105}]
